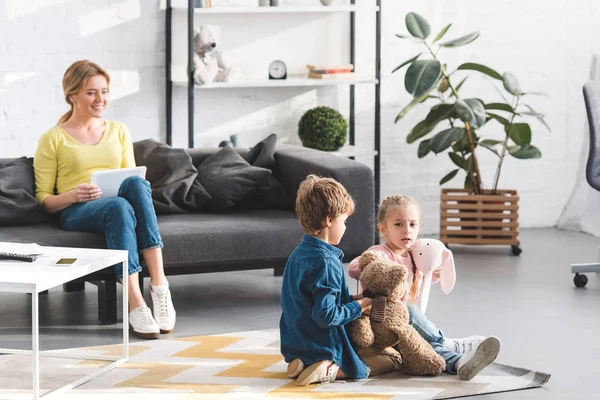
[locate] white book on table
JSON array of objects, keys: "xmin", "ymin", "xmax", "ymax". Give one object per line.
[{"xmin": 0, "ymin": 242, "xmax": 46, "ymax": 256}]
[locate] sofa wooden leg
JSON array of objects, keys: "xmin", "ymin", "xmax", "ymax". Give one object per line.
[
  {"xmin": 98, "ymin": 278, "xmax": 118, "ymax": 325},
  {"xmin": 273, "ymin": 266, "xmax": 285, "ymax": 276},
  {"xmin": 63, "ymin": 279, "xmax": 86, "ymax": 292}
]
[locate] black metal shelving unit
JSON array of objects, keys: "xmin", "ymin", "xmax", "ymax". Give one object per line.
[{"xmin": 165, "ymin": 0, "xmax": 381, "ymax": 206}]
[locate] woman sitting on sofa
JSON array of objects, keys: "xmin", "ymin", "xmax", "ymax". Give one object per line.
[{"xmin": 33, "ymin": 60, "xmax": 175, "ymax": 339}]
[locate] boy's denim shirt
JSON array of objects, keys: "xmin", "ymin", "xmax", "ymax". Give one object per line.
[{"xmin": 279, "ymin": 234, "xmax": 369, "ymax": 379}]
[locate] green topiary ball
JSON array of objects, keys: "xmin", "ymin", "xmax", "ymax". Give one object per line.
[{"xmin": 298, "ymin": 106, "xmax": 348, "ymax": 151}]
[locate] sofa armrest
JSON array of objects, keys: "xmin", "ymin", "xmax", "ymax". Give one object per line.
[{"xmin": 275, "ymin": 145, "xmax": 375, "ymax": 259}]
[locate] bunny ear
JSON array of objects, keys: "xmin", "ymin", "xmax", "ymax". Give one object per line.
[{"xmin": 439, "ymin": 247, "xmax": 456, "ymax": 294}]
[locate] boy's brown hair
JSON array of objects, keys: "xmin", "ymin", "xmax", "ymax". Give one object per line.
[{"xmin": 295, "ymin": 174, "xmax": 355, "ymax": 234}]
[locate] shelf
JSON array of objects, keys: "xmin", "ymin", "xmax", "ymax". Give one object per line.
[
  {"xmin": 171, "ymin": 5, "xmax": 380, "ymax": 14},
  {"xmin": 172, "ymin": 76, "xmax": 378, "ymax": 89}
]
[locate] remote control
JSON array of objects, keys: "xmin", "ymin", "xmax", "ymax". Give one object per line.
[{"xmin": 0, "ymin": 252, "xmax": 38, "ymax": 262}]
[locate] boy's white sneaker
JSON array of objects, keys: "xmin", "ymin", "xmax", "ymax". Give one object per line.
[
  {"xmin": 129, "ymin": 305, "xmax": 160, "ymax": 339},
  {"xmin": 296, "ymin": 360, "xmax": 339, "ymax": 386},
  {"xmin": 151, "ymin": 283, "xmax": 176, "ymax": 334},
  {"xmin": 287, "ymin": 358, "xmax": 305, "ymax": 378},
  {"xmin": 456, "ymin": 336, "xmax": 501, "ymax": 381},
  {"xmin": 444, "ymin": 335, "xmax": 486, "ymax": 354}
]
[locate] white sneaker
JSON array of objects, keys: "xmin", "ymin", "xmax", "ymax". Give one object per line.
[
  {"xmin": 456, "ymin": 336, "xmax": 501, "ymax": 381},
  {"xmin": 444, "ymin": 335, "xmax": 487, "ymax": 354},
  {"xmin": 151, "ymin": 284, "xmax": 176, "ymax": 334},
  {"xmin": 129, "ymin": 305, "xmax": 160, "ymax": 339},
  {"xmin": 287, "ymin": 358, "xmax": 305, "ymax": 378},
  {"xmin": 296, "ymin": 360, "xmax": 339, "ymax": 386}
]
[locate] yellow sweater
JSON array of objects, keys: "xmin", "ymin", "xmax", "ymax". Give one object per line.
[{"xmin": 34, "ymin": 121, "xmax": 136, "ymax": 204}]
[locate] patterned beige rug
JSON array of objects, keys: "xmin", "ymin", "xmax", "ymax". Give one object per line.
[{"xmin": 0, "ymin": 329, "xmax": 550, "ymax": 399}]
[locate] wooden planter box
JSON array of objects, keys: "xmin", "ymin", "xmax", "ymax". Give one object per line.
[{"xmin": 439, "ymin": 188, "xmax": 521, "ymax": 254}]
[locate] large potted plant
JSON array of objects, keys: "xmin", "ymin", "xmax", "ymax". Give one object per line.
[{"xmin": 393, "ymin": 12, "xmax": 550, "ymax": 255}]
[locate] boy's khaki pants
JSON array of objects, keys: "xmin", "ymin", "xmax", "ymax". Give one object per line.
[{"xmin": 357, "ymin": 346, "xmax": 402, "ymax": 377}]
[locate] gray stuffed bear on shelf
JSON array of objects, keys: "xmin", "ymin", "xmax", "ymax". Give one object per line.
[{"xmin": 193, "ymin": 25, "xmax": 233, "ymax": 85}]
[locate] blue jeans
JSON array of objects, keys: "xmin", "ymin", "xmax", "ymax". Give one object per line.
[
  {"xmin": 405, "ymin": 303, "xmax": 462, "ymax": 374},
  {"xmin": 60, "ymin": 176, "xmax": 163, "ymax": 279}
]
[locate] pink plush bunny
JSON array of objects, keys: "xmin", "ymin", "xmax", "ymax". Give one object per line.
[{"xmin": 410, "ymin": 239, "xmax": 456, "ymax": 314}]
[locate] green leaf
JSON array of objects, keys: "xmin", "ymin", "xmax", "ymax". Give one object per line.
[
  {"xmin": 407, "ymin": 120, "xmax": 433, "ymax": 143},
  {"xmin": 418, "ymin": 139, "xmax": 431, "ymax": 158},
  {"xmin": 480, "ymin": 139, "xmax": 503, "ymax": 146},
  {"xmin": 449, "ymin": 152, "xmax": 466, "ymax": 168},
  {"xmin": 508, "ymin": 123, "xmax": 532, "ymax": 145},
  {"xmin": 392, "ymin": 53, "xmax": 422, "ymax": 74},
  {"xmin": 487, "ymin": 112, "xmax": 510, "ymax": 127},
  {"xmin": 455, "ymin": 98, "xmax": 486, "ymax": 128},
  {"xmin": 465, "ymin": 156, "xmax": 475, "ymax": 172},
  {"xmin": 405, "ymin": 12, "xmax": 431, "ymax": 39},
  {"xmin": 450, "ymin": 76, "xmax": 468, "ymax": 98},
  {"xmin": 509, "ymin": 144, "xmax": 542, "ymax": 159},
  {"xmin": 485, "ymin": 102, "xmax": 517, "ymax": 114},
  {"xmin": 452, "ymin": 135, "xmax": 471, "ymax": 152},
  {"xmin": 395, "ymin": 33, "xmax": 429, "ymax": 43},
  {"xmin": 430, "ymin": 127, "xmax": 465, "ymax": 154},
  {"xmin": 503, "ymin": 72, "xmax": 522, "ymax": 96},
  {"xmin": 394, "ymin": 86, "xmax": 438, "ymax": 123},
  {"xmin": 406, "ymin": 103, "xmax": 455, "ymax": 143},
  {"xmin": 464, "ymin": 174, "xmax": 473, "ymax": 191},
  {"xmin": 456, "ymin": 63, "xmax": 503, "ymax": 80},
  {"xmin": 426, "ymin": 103, "xmax": 455, "ymax": 122},
  {"xmin": 433, "ymin": 23, "xmax": 452, "ymax": 43},
  {"xmin": 405, "ymin": 60, "xmax": 442, "ymax": 98},
  {"xmin": 440, "ymin": 169, "xmax": 459, "ymax": 185},
  {"xmin": 522, "ymin": 104, "xmax": 551, "ymax": 132},
  {"xmin": 479, "ymin": 139, "xmax": 501, "ymax": 156},
  {"xmin": 439, "ymin": 32, "xmax": 480, "ymax": 48}
]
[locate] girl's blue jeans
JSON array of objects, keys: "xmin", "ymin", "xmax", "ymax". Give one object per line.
[
  {"xmin": 60, "ymin": 176, "xmax": 163, "ymax": 279},
  {"xmin": 405, "ymin": 302, "xmax": 462, "ymax": 374}
]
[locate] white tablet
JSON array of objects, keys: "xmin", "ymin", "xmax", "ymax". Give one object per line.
[{"xmin": 90, "ymin": 167, "xmax": 147, "ymax": 198}]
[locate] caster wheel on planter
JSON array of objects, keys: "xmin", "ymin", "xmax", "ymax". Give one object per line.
[
  {"xmin": 511, "ymin": 245, "xmax": 522, "ymax": 256},
  {"xmin": 574, "ymin": 273, "xmax": 588, "ymax": 288}
]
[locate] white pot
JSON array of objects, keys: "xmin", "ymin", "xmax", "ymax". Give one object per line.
[{"xmin": 320, "ymin": 0, "xmax": 334, "ymax": 5}]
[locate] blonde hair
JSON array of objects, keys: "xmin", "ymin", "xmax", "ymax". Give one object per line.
[
  {"xmin": 57, "ymin": 60, "xmax": 110, "ymax": 125},
  {"xmin": 296, "ymin": 174, "xmax": 355, "ymax": 235},
  {"xmin": 377, "ymin": 194, "xmax": 421, "ymax": 302}
]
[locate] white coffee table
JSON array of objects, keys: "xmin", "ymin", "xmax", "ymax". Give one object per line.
[{"xmin": 0, "ymin": 245, "xmax": 129, "ymax": 399}]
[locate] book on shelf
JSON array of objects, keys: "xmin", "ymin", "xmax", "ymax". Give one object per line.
[
  {"xmin": 306, "ymin": 64, "xmax": 354, "ymax": 72},
  {"xmin": 310, "ymin": 68, "xmax": 353, "ymax": 74},
  {"xmin": 308, "ymin": 72, "xmax": 356, "ymax": 80}
]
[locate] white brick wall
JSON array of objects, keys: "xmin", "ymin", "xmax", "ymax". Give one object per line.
[{"xmin": 0, "ymin": 0, "xmax": 598, "ymax": 234}]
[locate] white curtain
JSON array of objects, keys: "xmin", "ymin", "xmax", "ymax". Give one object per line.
[{"xmin": 557, "ymin": 55, "xmax": 600, "ymax": 236}]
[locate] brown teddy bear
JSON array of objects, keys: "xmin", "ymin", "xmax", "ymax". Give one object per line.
[{"xmin": 349, "ymin": 250, "xmax": 446, "ymax": 376}]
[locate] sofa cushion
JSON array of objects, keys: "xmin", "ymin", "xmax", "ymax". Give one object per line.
[
  {"xmin": 157, "ymin": 210, "xmax": 302, "ymax": 267},
  {"xmin": 134, "ymin": 139, "xmax": 212, "ymax": 214},
  {"xmin": 196, "ymin": 146, "xmax": 271, "ymax": 212},
  {"xmin": 0, "ymin": 157, "xmax": 48, "ymax": 226},
  {"xmin": 242, "ymin": 134, "xmax": 293, "ymax": 210}
]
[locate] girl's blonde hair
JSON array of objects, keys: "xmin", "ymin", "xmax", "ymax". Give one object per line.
[
  {"xmin": 296, "ymin": 174, "xmax": 355, "ymax": 235},
  {"xmin": 57, "ymin": 60, "xmax": 110, "ymax": 125},
  {"xmin": 377, "ymin": 194, "xmax": 422, "ymax": 302}
]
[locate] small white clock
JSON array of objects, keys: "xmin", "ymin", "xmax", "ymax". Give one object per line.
[{"xmin": 269, "ymin": 60, "xmax": 287, "ymax": 80}]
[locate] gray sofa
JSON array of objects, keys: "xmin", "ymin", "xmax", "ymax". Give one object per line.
[{"xmin": 0, "ymin": 144, "xmax": 375, "ymax": 324}]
